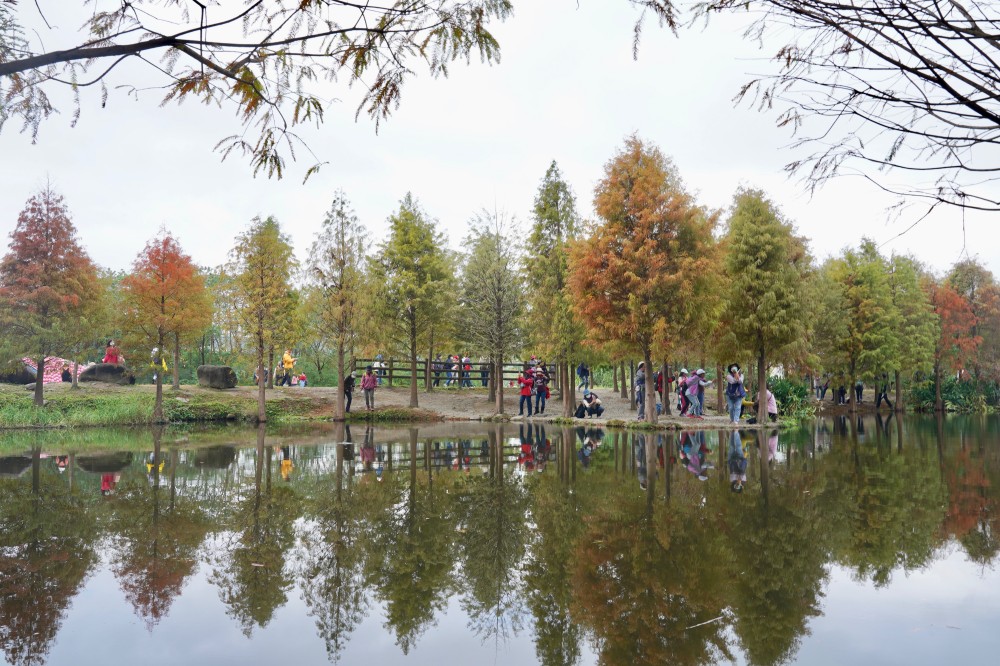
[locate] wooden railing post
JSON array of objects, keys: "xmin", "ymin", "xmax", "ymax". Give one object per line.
[{"xmin": 388, "ymin": 358, "xmax": 394, "ymax": 387}]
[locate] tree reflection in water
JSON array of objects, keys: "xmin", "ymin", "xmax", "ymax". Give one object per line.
[
  {"xmin": 0, "ymin": 416, "xmax": 998, "ymax": 665},
  {"xmin": 208, "ymin": 424, "xmax": 302, "ymax": 636}
]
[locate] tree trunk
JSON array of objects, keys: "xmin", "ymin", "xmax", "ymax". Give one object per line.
[
  {"xmin": 662, "ymin": 362, "xmax": 672, "ymax": 416},
  {"xmin": 716, "ymin": 363, "xmax": 724, "ymax": 413},
  {"xmin": 629, "ymin": 361, "xmax": 635, "ymax": 405},
  {"xmin": 267, "ymin": 345, "xmax": 275, "ymax": 389},
  {"xmin": 849, "ymin": 359, "xmax": 857, "ymax": 414},
  {"xmin": 172, "ymin": 331, "xmax": 181, "ymax": 390},
  {"xmin": 934, "ymin": 362, "xmax": 943, "ymax": 412},
  {"xmin": 757, "ymin": 349, "xmax": 767, "ymax": 425},
  {"xmin": 495, "ymin": 355, "xmax": 505, "ymax": 415},
  {"xmin": 426, "ymin": 332, "xmax": 434, "ymax": 393},
  {"xmin": 643, "ymin": 347, "xmax": 657, "ymax": 425},
  {"xmin": 257, "ymin": 333, "xmax": 267, "ymax": 422},
  {"xmin": 562, "ymin": 361, "xmax": 573, "ymax": 417},
  {"xmin": 33, "ymin": 351, "xmax": 45, "ymax": 407},
  {"xmin": 409, "ymin": 318, "xmax": 418, "ymax": 408},
  {"xmin": 336, "ymin": 342, "xmax": 346, "ymax": 420},
  {"xmin": 71, "ymin": 356, "xmax": 80, "ymax": 390},
  {"xmin": 613, "ymin": 363, "xmax": 619, "ymax": 393},
  {"xmin": 894, "ymin": 370, "xmax": 904, "ymax": 413},
  {"xmin": 488, "ymin": 355, "xmax": 496, "ymax": 404},
  {"xmin": 620, "ymin": 362, "xmax": 628, "ymax": 399},
  {"xmin": 153, "ymin": 330, "xmax": 166, "ymax": 424}
]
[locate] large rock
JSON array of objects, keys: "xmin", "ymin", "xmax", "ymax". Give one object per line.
[
  {"xmin": 197, "ymin": 365, "xmax": 238, "ymax": 389},
  {"xmin": 79, "ymin": 363, "xmax": 134, "ymax": 384},
  {"xmin": 0, "ymin": 367, "xmax": 34, "ymax": 385}
]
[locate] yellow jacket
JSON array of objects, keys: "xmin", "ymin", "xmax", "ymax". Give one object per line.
[{"xmin": 282, "ymin": 351, "xmax": 295, "ymax": 370}]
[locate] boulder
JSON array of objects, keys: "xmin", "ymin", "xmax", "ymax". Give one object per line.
[
  {"xmin": 0, "ymin": 367, "xmax": 34, "ymax": 385},
  {"xmin": 197, "ymin": 365, "xmax": 238, "ymax": 389},
  {"xmin": 79, "ymin": 363, "xmax": 134, "ymax": 384}
]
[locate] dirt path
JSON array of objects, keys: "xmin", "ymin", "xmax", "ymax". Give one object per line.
[{"xmin": 3, "ymin": 381, "xmax": 752, "ymax": 429}]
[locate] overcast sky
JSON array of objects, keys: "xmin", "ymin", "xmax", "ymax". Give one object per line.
[{"xmin": 2, "ymin": 1, "xmax": 997, "ymax": 278}]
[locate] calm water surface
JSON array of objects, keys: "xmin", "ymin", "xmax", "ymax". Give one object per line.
[{"xmin": 1, "ymin": 415, "xmax": 998, "ymax": 666}]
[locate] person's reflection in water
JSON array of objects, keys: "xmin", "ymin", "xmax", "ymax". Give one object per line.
[
  {"xmin": 146, "ymin": 451, "xmax": 164, "ymax": 484},
  {"xmin": 519, "ymin": 424, "xmax": 535, "ymax": 471},
  {"xmin": 533, "ymin": 426, "xmax": 549, "ymax": 473},
  {"xmin": 636, "ymin": 434, "xmax": 647, "ymax": 489},
  {"xmin": 576, "ymin": 425, "xmax": 603, "ymax": 470},
  {"xmin": 55, "ymin": 455, "xmax": 69, "ymax": 474},
  {"xmin": 766, "ymin": 430, "xmax": 779, "ymax": 463},
  {"xmin": 728, "ymin": 430, "xmax": 748, "ymax": 493},
  {"xmin": 444, "ymin": 441, "xmax": 455, "ymax": 470},
  {"xmin": 279, "ymin": 445, "xmax": 293, "ymax": 481},
  {"xmin": 375, "ymin": 440, "xmax": 386, "ymax": 480},
  {"xmin": 360, "ymin": 429, "xmax": 375, "ymax": 472},
  {"xmin": 678, "ymin": 430, "xmax": 710, "ymax": 481},
  {"xmin": 100, "ymin": 472, "xmax": 119, "ymax": 496},
  {"xmin": 457, "ymin": 439, "xmax": 471, "ymax": 472}
]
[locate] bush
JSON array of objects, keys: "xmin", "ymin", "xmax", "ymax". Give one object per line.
[
  {"xmin": 908, "ymin": 377, "xmax": 997, "ymax": 413},
  {"xmin": 768, "ymin": 377, "xmax": 814, "ymax": 419}
]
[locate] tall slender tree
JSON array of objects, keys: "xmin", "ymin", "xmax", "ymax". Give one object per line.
[
  {"xmin": 229, "ymin": 216, "xmax": 297, "ymax": 422},
  {"xmin": 121, "ymin": 231, "xmax": 208, "ymax": 422},
  {"xmin": 0, "ymin": 186, "xmax": 100, "ymax": 406},
  {"xmin": 568, "ymin": 136, "xmax": 716, "ymax": 425},
  {"xmin": 718, "ymin": 189, "xmax": 806, "ymax": 424},
  {"xmin": 308, "ymin": 191, "xmax": 368, "ymax": 419},
  {"xmin": 828, "ymin": 239, "xmax": 900, "ymax": 412},
  {"xmin": 887, "ymin": 254, "xmax": 938, "ymax": 411},
  {"xmin": 947, "ymin": 259, "xmax": 1000, "ymax": 381},
  {"xmin": 527, "ymin": 161, "xmax": 584, "ymax": 416},
  {"xmin": 461, "ymin": 210, "xmax": 524, "ymax": 415},
  {"xmin": 371, "ymin": 194, "xmax": 452, "ymax": 408},
  {"xmin": 926, "ymin": 282, "xmax": 980, "ymax": 412}
]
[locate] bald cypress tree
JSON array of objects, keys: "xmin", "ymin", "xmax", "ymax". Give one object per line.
[{"xmin": 720, "ymin": 189, "xmax": 805, "ymax": 423}]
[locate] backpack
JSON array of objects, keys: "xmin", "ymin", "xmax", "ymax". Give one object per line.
[{"xmin": 726, "ymin": 379, "xmax": 746, "ymax": 400}]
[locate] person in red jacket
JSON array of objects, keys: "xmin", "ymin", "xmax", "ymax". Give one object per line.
[{"xmin": 518, "ymin": 369, "xmax": 535, "ymax": 416}]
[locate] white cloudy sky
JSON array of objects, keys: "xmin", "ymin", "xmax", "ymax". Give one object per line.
[{"xmin": 2, "ymin": 1, "xmax": 997, "ymax": 277}]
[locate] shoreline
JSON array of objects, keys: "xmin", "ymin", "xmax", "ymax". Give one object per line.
[{"xmin": 1, "ymin": 382, "xmax": 805, "ymax": 431}]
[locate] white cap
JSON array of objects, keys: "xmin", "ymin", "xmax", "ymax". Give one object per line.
[
  {"xmin": 696, "ymin": 368, "xmax": 705, "ymax": 375},
  {"xmin": 680, "ymin": 368, "xmax": 688, "ymax": 374}
]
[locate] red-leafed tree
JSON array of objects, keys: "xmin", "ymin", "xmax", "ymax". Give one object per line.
[
  {"xmin": 0, "ymin": 185, "xmax": 100, "ymax": 406},
  {"xmin": 121, "ymin": 231, "xmax": 208, "ymax": 422},
  {"xmin": 926, "ymin": 281, "xmax": 981, "ymax": 412},
  {"xmin": 567, "ymin": 136, "xmax": 716, "ymax": 426}
]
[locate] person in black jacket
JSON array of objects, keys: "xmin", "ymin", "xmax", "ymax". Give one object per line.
[{"xmin": 343, "ymin": 371, "xmax": 356, "ymax": 413}]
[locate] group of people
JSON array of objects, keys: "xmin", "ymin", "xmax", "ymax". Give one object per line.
[
  {"xmin": 517, "ymin": 362, "xmax": 552, "ymax": 416},
  {"xmin": 813, "ymin": 373, "xmax": 894, "ymax": 409},
  {"xmin": 432, "ymin": 354, "xmax": 488, "ymax": 388}
]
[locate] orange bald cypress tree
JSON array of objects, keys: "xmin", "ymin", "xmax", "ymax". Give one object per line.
[
  {"xmin": 567, "ymin": 136, "xmax": 716, "ymax": 425},
  {"xmin": 0, "ymin": 186, "xmax": 100, "ymax": 406},
  {"xmin": 121, "ymin": 232, "xmax": 208, "ymax": 422},
  {"xmin": 926, "ymin": 282, "xmax": 980, "ymax": 412}
]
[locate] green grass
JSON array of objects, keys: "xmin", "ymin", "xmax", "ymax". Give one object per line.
[
  {"xmin": 0, "ymin": 387, "xmax": 305, "ymax": 428},
  {"xmin": 344, "ymin": 407, "xmax": 443, "ymax": 423},
  {"xmin": 0, "ymin": 392, "xmax": 156, "ymax": 428}
]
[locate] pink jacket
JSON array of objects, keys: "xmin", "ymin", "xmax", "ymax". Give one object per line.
[{"xmin": 360, "ymin": 372, "xmax": 378, "ymax": 390}]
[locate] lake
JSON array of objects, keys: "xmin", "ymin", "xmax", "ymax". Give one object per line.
[{"xmin": 1, "ymin": 415, "xmax": 998, "ymax": 665}]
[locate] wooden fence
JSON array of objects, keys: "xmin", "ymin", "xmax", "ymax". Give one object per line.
[{"xmin": 351, "ymin": 358, "xmax": 550, "ymax": 389}]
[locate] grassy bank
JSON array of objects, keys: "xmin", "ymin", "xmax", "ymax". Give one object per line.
[{"xmin": 0, "ymin": 384, "xmax": 317, "ymax": 428}]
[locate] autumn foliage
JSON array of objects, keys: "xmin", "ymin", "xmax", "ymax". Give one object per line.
[
  {"xmin": 926, "ymin": 281, "xmax": 980, "ymax": 411},
  {"xmin": 0, "ymin": 186, "xmax": 100, "ymax": 405},
  {"xmin": 568, "ymin": 136, "xmax": 715, "ymax": 423},
  {"xmin": 121, "ymin": 232, "xmax": 208, "ymax": 421}
]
